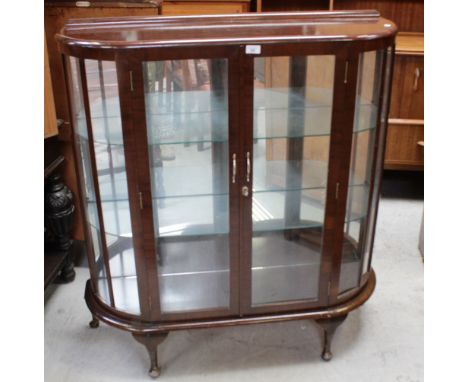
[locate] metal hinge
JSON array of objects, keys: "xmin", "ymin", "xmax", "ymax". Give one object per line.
[
  {"xmin": 344, "ymin": 61, "xmax": 349, "ymax": 84},
  {"xmin": 129, "ymin": 70, "xmax": 134, "ymax": 91},
  {"xmin": 139, "ymin": 191, "xmax": 143, "ymax": 210}
]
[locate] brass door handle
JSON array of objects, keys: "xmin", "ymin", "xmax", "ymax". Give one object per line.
[
  {"xmin": 232, "ymin": 153, "xmax": 237, "ymax": 184},
  {"xmin": 246, "ymin": 152, "xmax": 251, "ymax": 182}
]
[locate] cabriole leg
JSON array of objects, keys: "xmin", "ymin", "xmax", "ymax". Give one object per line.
[
  {"xmin": 89, "ymin": 315, "xmax": 99, "ymax": 328},
  {"xmin": 133, "ymin": 332, "xmax": 169, "ymax": 378},
  {"xmin": 315, "ymin": 314, "xmax": 348, "ymax": 361}
]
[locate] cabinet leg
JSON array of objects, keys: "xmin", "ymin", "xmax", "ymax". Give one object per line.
[
  {"xmin": 89, "ymin": 315, "xmax": 99, "ymax": 329},
  {"xmin": 59, "ymin": 256, "xmax": 76, "ymax": 283},
  {"xmin": 315, "ymin": 315, "xmax": 348, "ymax": 361},
  {"xmin": 133, "ymin": 332, "xmax": 168, "ymax": 378}
]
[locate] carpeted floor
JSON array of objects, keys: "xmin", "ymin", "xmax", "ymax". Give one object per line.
[{"xmin": 44, "ymin": 195, "xmax": 424, "ymax": 382}]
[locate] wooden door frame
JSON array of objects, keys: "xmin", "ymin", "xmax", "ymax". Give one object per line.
[
  {"xmin": 62, "ymin": 37, "xmax": 394, "ymax": 323},
  {"xmin": 115, "ymin": 46, "xmax": 242, "ymax": 322},
  {"xmin": 237, "ymin": 42, "xmax": 361, "ymax": 315}
]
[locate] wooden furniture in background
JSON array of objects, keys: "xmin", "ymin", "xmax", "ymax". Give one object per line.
[
  {"xmin": 385, "ymin": 32, "xmax": 424, "ymax": 170},
  {"xmin": 44, "ymin": 35, "xmax": 58, "ymax": 139},
  {"xmin": 161, "ymin": 0, "xmax": 251, "ymax": 15},
  {"xmin": 58, "ymin": 11, "xmax": 395, "ymax": 377},
  {"xmin": 44, "ymin": 1, "xmax": 163, "ymax": 241},
  {"xmin": 256, "ymin": 0, "xmax": 424, "ymax": 170},
  {"xmin": 44, "ymin": 138, "xmax": 76, "ymax": 289}
]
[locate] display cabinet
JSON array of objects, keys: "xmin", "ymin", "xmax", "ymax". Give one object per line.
[{"xmin": 57, "ymin": 10, "xmax": 396, "ymax": 377}]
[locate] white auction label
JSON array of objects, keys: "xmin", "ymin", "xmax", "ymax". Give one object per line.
[{"xmin": 245, "ymin": 45, "xmax": 261, "ymax": 54}]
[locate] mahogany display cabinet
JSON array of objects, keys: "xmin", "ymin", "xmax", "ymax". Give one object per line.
[{"xmin": 57, "ymin": 10, "xmax": 396, "ymax": 378}]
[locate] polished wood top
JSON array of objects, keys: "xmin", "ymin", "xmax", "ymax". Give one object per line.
[{"xmin": 57, "ymin": 10, "xmax": 397, "ymax": 51}]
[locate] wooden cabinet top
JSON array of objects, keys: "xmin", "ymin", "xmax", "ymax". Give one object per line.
[{"xmin": 57, "ymin": 10, "xmax": 397, "ymax": 52}]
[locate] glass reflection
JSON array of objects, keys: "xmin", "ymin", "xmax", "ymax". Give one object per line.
[
  {"xmin": 143, "ymin": 59, "xmax": 230, "ymax": 313},
  {"xmin": 84, "ymin": 59, "xmax": 140, "ymax": 314},
  {"xmin": 339, "ymin": 50, "xmax": 383, "ymax": 294},
  {"xmin": 251, "ymin": 55, "xmax": 335, "ymax": 305}
]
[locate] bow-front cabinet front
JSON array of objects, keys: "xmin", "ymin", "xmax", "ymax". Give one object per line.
[{"xmin": 57, "ymin": 10, "xmax": 396, "ymax": 378}]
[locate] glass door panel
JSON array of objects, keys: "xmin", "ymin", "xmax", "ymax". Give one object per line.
[
  {"xmin": 84, "ymin": 59, "xmax": 141, "ymax": 315},
  {"xmin": 339, "ymin": 50, "xmax": 383, "ymax": 294},
  {"xmin": 143, "ymin": 59, "xmax": 230, "ymax": 313},
  {"xmin": 251, "ymin": 55, "xmax": 335, "ymax": 306},
  {"xmin": 69, "ymin": 57, "xmax": 111, "ymax": 304}
]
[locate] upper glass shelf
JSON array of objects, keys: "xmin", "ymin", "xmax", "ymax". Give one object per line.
[
  {"xmin": 76, "ymin": 88, "xmax": 377, "ymax": 146},
  {"xmin": 254, "ymin": 87, "xmax": 377, "ymax": 140}
]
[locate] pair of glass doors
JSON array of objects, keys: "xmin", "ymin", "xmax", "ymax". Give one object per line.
[{"xmin": 69, "ymin": 46, "xmax": 385, "ymax": 321}]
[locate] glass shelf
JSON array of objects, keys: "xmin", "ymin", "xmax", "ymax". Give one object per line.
[
  {"xmin": 90, "ymin": 194, "xmax": 230, "ymax": 238},
  {"xmin": 96, "ymin": 229, "xmax": 362, "ymax": 313},
  {"xmin": 156, "ymin": 235, "xmax": 230, "ymax": 313},
  {"xmin": 253, "ymin": 159, "xmax": 366, "ymax": 194},
  {"xmin": 254, "ymin": 88, "xmax": 377, "ymax": 140},
  {"xmin": 95, "ymin": 227, "xmax": 366, "ymax": 314},
  {"xmin": 251, "ymin": 230, "xmax": 322, "ymax": 305},
  {"xmin": 97, "ymin": 275, "xmax": 141, "ymax": 315},
  {"xmin": 89, "ymin": 185, "xmax": 367, "ymax": 239},
  {"xmin": 252, "ymin": 187, "xmax": 367, "ymax": 233},
  {"xmin": 82, "ymin": 90, "xmax": 228, "ymax": 145},
  {"xmin": 77, "ymin": 88, "xmax": 376, "ymax": 146},
  {"xmin": 91, "ymin": 155, "xmax": 367, "ymax": 204}
]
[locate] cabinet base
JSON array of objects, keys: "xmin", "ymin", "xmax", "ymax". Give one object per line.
[{"xmin": 85, "ymin": 269, "xmax": 376, "ymax": 377}]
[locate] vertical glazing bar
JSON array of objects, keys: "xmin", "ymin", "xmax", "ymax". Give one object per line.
[
  {"xmin": 98, "ymin": 60, "xmax": 121, "ymax": 236},
  {"xmin": 345, "ymin": 55, "xmax": 363, "ymax": 237},
  {"xmin": 239, "ymin": 51, "xmax": 254, "ymax": 314},
  {"xmin": 320, "ymin": 53, "xmax": 359, "ymax": 305},
  {"xmin": 115, "ymin": 54, "xmax": 161, "ymax": 321},
  {"xmin": 284, "ymin": 56, "xmax": 307, "ymax": 233},
  {"xmin": 62, "ymin": 54, "xmax": 99, "ymax": 292},
  {"xmin": 228, "ymin": 51, "xmax": 241, "ymax": 314},
  {"xmin": 79, "ymin": 59, "xmax": 116, "ymax": 307}
]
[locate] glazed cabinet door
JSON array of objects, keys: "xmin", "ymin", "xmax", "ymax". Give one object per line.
[
  {"xmin": 239, "ymin": 51, "xmax": 338, "ymax": 314},
  {"xmin": 237, "ymin": 46, "xmax": 391, "ymax": 312},
  {"xmin": 68, "ymin": 57, "xmax": 144, "ymax": 317},
  {"xmin": 117, "ymin": 51, "xmax": 241, "ymax": 321},
  {"xmin": 335, "ymin": 50, "xmax": 385, "ymax": 298},
  {"xmin": 335, "ymin": 47, "xmax": 394, "ymax": 301}
]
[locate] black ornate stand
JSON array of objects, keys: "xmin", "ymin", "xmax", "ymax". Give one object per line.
[{"xmin": 44, "ymin": 140, "xmax": 76, "ymax": 289}]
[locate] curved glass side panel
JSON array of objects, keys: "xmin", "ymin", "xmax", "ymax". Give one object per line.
[
  {"xmin": 69, "ymin": 57, "xmax": 110, "ymax": 303},
  {"xmin": 84, "ymin": 59, "xmax": 140, "ymax": 315},
  {"xmin": 361, "ymin": 47, "xmax": 394, "ymax": 276},
  {"xmin": 251, "ymin": 55, "xmax": 335, "ymax": 306},
  {"xmin": 143, "ymin": 59, "xmax": 230, "ymax": 314},
  {"xmin": 339, "ymin": 50, "xmax": 383, "ymax": 294}
]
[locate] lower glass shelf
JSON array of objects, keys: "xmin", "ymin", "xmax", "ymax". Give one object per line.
[
  {"xmin": 252, "ymin": 230, "xmax": 322, "ymax": 305},
  {"xmin": 97, "ymin": 276, "xmax": 140, "ymax": 315},
  {"xmin": 159, "ymin": 269, "xmax": 230, "ymax": 313},
  {"xmin": 157, "ymin": 229, "xmax": 230, "ymax": 313},
  {"xmin": 94, "ymin": 228, "xmax": 363, "ymax": 314}
]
